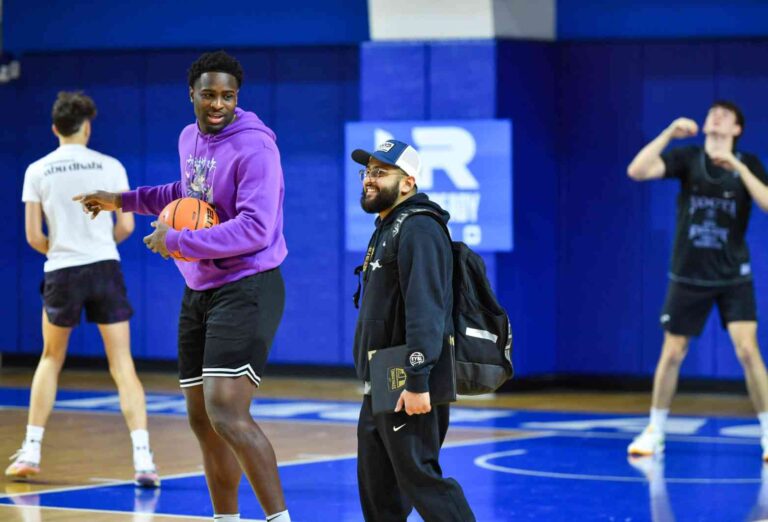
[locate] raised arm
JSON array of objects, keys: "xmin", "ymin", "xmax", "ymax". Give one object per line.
[{"xmin": 627, "ymin": 118, "xmax": 698, "ymax": 181}]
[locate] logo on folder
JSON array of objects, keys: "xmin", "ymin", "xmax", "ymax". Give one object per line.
[{"xmin": 388, "ymin": 367, "xmax": 406, "ymax": 391}]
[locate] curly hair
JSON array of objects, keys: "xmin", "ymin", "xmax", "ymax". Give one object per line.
[
  {"xmin": 187, "ymin": 50, "xmax": 243, "ymax": 88},
  {"xmin": 52, "ymin": 91, "xmax": 97, "ymax": 137}
]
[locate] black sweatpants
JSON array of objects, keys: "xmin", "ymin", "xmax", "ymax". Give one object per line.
[{"xmin": 357, "ymin": 395, "xmax": 475, "ymax": 522}]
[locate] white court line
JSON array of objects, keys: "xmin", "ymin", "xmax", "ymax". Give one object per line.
[
  {"xmin": 1, "ymin": 504, "xmax": 263, "ymax": 521},
  {"xmin": 0, "ymin": 431, "xmax": 555, "ymax": 501},
  {"xmin": 474, "ymin": 448, "xmax": 763, "ymax": 484},
  {"xmin": 0, "ymin": 404, "xmax": 514, "ymax": 431},
  {"xmin": 548, "ymin": 430, "xmax": 762, "ymax": 445},
  {"xmin": 473, "ymin": 433, "xmax": 767, "ymax": 484},
  {"xmin": 6, "ymin": 400, "xmax": 763, "ymax": 441},
  {"xmin": 4, "ymin": 402, "xmax": 763, "ymax": 443}
]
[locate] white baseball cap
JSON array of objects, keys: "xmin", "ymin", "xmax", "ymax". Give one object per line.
[{"xmin": 352, "ymin": 139, "xmax": 421, "ymax": 183}]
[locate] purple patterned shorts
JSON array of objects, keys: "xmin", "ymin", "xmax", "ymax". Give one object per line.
[{"xmin": 41, "ymin": 260, "xmax": 134, "ymax": 327}]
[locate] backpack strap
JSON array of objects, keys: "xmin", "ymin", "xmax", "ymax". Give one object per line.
[
  {"xmin": 389, "ymin": 207, "xmax": 452, "ymax": 251},
  {"xmin": 356, "ymin": 208, "xmax": 451, "ymax": 309}
]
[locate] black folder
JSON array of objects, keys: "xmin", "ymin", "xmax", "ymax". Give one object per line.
[{"xmin": 368, "ymin": 340, "xmax": 457, "ymax": 415}]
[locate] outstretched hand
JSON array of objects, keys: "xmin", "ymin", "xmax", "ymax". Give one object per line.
[
  {"xmin": 143, "ymin": 221, "xmax": 171, "ymax": 259},
  {"xmin": 73, "ymin": 191, "xmax": 122, "ymax": 219}
]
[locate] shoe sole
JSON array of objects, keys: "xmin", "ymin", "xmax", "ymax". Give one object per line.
[
  {"xmin": 134, "ymin": 475, "xmax": 161, "ymax": 488},
  {"xmin": 5, "ymin": 466, "xmax": 40, "ymax": 479},
  {"xmin": 627, "ymin": 445, "xmax": 664, "ymax": 457}
]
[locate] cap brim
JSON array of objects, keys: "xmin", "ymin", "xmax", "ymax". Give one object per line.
[{"xmin": 351, "ymin": 149, "xmax": 373, "ymax": 166}]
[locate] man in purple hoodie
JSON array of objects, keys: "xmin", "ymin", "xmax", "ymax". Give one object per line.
[{"xmin": 75, "ymin": 51, "xmax": 291, "ymax": 522}]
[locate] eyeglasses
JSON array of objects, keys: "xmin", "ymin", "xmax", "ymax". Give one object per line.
[{"xmin": 359, "ymin": 167, "xmax": 404, "ymax": 181}]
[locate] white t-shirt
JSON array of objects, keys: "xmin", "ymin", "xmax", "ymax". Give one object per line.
[{"xmin": 21, "ymin": 144, "xmax": 130, "ymax": 272}]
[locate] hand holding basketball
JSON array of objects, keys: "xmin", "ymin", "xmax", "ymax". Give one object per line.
[
  {"xmin": 73, "ymin": 191, "xmax": 122, "ymax": 219},
  {"xmin": 143, "ymin": 221, "xmax": 171, "ymax": 259},
  {"xmin": 155, "ymin": 198, "xmax": 220, "ymax": 261}
]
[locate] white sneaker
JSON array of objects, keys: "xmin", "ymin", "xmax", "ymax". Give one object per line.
[
  {"xmin": 5, "ymin": 443, "xmax": 41, "ymax": 479},
  {"xmin": 133, "ymin": 451, "xmax": 160, "ymax": 488},
  {"xmin": 628, "ymin": 426, "xmax": 665, "ymax": 456}
]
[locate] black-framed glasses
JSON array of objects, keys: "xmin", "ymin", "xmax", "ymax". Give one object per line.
[{"xmin": 358, "ymin": 167, "xmax": 404, "ymax": 181}]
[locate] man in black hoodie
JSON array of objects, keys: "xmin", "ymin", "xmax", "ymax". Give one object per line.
[{"xmin": 352, "ymin": 139, "xmax": 475, "ymax": 522}]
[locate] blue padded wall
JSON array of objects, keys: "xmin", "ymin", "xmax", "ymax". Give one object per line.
[
  {"xmin": 556, "ymin": 43, "xmax": 648, "ymax": 376},
  {"xmin": 274, "ymin": 47, "xmax": 360, "ymax": 365},
  {"xmin": 558, "ymin": 0, "xmax": 768, "ymax": 40},
  {"xmin": 1, "ymin": 81, "xmax": 20, "ymax": 354},
  {"xmin": 6, "ymin": 0, "xmax": 369, "ymax": 53},
  {"xmin": 496, "ymin": 41, "xmax": 559, "ymax": 376}
]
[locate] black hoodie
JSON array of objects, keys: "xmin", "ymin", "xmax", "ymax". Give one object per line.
[{"xmin": 353, "ymin": 193, "xmax": 453, "ymax": 393}]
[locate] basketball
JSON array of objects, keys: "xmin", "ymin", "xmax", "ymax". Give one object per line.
[{"xmin": 159, "ymin": 198, "xmax": 219, "ymax": 261}]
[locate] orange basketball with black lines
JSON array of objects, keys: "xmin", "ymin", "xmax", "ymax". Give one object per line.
[{"xmin": 159, "ymin": 197, "xmax": 220, "ymax": 261}]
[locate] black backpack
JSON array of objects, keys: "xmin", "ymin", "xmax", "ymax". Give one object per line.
[{"xmin": 355, "ymin": 207, "xmax": 514, "ymax": 395}]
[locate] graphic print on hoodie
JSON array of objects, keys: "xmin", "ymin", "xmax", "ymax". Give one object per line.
[{"xmin": 186, "ymin": 154, "xmax": 216, "ymax": 202}]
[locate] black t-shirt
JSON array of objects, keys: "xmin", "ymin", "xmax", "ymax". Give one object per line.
[{"xmin": 662, "ymin": 145, "xmax": 768, "ymax": 286}]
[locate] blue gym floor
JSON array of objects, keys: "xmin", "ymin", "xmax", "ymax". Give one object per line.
[{"xmin": 1, "ymin": 388, "xmax": 766, "ymax": 521}]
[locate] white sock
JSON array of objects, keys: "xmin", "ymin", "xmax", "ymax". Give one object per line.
[
  {"xmin": 19, "ymin": 425, "xmax": 43, "ymax": 463},
  {"xmin": 267, "ymin": 510, "xmax": 291, "ymax": 521},
  {"xmin": 758, "ymin": 412, "xmax": 768, "ymax": 438},
  {"xmin": 649, "ymin": 408, "xmax": 669, "ymax": 434},
  {"xmin": 131, "ymin": 429, "xmax": 150, "ymax": 453},
  {"xmin": 25, "ymin": 425, "xmax": 44, "ymax": 445},
  {"xmin": 213, "ymin": 515, "xmax": 240, "ymax": 521}
]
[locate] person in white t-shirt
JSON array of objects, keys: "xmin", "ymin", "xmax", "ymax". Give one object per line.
[{"xmin": 7, "ymin": 91, "xmax": 159, "ymax": 488}]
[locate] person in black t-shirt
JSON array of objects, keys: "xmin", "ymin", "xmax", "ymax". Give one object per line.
[{"xmin": 626, "ymin": 101, "xmax": 768, "ymax": 460}]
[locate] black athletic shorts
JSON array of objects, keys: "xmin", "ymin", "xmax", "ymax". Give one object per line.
[
  {"xmin": 41, "ymin": 260, "xmax": 133, "ymax": 327},
  {"xmin": 178, "ymin": 268, "xmax": 285, "ymax": 389},
  {"xmin": 660, "ymin": 280, "xmax": 757, "ymax": 337}
]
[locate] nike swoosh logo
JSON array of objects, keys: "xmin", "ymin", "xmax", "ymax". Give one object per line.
[{"xmin": 393, "ymin": 424, "xmax": 406, "ymax": 432}]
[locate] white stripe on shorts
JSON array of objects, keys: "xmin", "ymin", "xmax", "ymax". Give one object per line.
[
  {"xmin": 202, "ymin": 363, "xmax": 261, "ymax": 387},
  {"xmin": 179, "ymin": 376, "xmax": 204, "ymax": 388}
]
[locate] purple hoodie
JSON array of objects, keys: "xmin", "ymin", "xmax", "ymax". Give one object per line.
[{"xmin": 121, "ymin": 108, "xmax": 287, "ymax": 291}]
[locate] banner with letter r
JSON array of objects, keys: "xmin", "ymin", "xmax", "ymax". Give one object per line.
[{"xmin": 345, "ymin": 120, "xmax": 513, "ymax": 252}]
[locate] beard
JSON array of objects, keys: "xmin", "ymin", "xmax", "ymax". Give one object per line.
[{"xmin": 360, "ymin": 184, "xmax": 400, "ymax": 214}]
